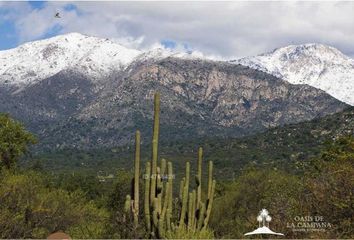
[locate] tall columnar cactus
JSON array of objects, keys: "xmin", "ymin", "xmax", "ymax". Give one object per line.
[
  {"xmin": 144, "ymin": 162, "xmax": 151, "ymax": 232},
  {"xmin": 124, "ymin": 92, "xmax": 216, "ymax": 238},
  {"xmin": 133, "ymin": 130, "xmax": 140, "ymax": 227},
  {"xmin": 179, "ymin": 162, "xmax": 190, "ymax": 227},
  {"xmin": 150, "ymin": 93, "xmax": 160, "ymax": 204},
  {"xmin": 197, "ymin": 147, "xmax": 202, "ymax": 210},
  {"xmin": 166, "ymin": 162, "xmax": 173, "ymax": 231}
]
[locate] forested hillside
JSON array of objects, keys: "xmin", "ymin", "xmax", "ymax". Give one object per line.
[{"xmin": 25, "ymin": 107, "xmax": 354, "ymax": 179}]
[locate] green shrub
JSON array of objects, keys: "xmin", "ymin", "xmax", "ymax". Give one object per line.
[
  {"xmin": 165, "ymin": 225, "xmax": 214, "ymax": 239},
  {"xmin": 0, "ymin": 171, "xmax": 109, "ymax": 239}
]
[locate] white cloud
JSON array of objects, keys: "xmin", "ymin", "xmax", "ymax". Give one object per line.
[{"xmin": 2, "ymin": 1, "xmax": 354, "ymax": 59}]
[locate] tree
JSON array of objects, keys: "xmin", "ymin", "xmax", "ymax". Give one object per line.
[
  {"xmin": 304, "ymin": 136, "xmax": 354, "ymax": 238},
  {"xmin": 0, "ymin": 114, "xmax": 37, "ymax": 169},
  {"xmin": 211, "ymin": 136, "xmax": 354, "ymax": 239},
  {"xmin": 210, "ymin": 168, "xmax": 304, "ymax": 238},
  {"xmin": 0, "ymin": 171, "xmax": 109, "ymax": 239}
]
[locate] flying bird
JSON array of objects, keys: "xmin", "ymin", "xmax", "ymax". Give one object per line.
[{"xmin": 54, "ymin": 12, "xmax": 61, "ymax": 18}]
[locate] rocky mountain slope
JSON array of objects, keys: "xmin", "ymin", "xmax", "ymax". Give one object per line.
[
  {"xmin": 29, "ymin": 106, "xmax": 354, "ymax": 177},
  {"xmin": 0, "ymin": 33, "xmax": 349, "ymax": 150},
  {"xmin": 233, "ymin": 44, "xmax": 354, "ymax": 105}
]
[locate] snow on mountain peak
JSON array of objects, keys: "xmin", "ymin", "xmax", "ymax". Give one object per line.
[
  {"xmin": 266, "ymin": 43, "xmax": 351, "ymax": 64},
  {"xmin": 0, "ymin": 33, "xmax": 208, "ymax": 88},
  {"xmin": 1, "ymin": 34, "xmax": 353, "ymax": 106},
  {"xmin": 133, "ymin": 47, "xmax": 207, "ymax": 64},
  {"xmin": 233, "ymin": 43, "xmax": 354, "ymax": 105},
  {"xmin": 0, "ymin": 32, "xmax": 142, "ymax": 87}
]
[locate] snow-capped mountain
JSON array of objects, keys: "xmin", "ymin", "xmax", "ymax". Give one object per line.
[
  {"xmin": 233, "ymin": 44, "xmax": 354, "ymax": 106},
  {"xmin": 2, "ymin": 33, "xmax": 352, "ymax": 106},
  {"xmin": 0, "ymin": 33, "xmax": 349, "ymax": 150},
  {"xmin": 0, "ymin": 33, "xmax": 206, "ymax": 89},
  {"xmin": 0, "ymin": 33, "xmax": 141, "ymax": 87}
]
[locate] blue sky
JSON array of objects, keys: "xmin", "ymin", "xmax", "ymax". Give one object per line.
[
  {"xmin": 0, "ymin": 6, "xmax": 16, "ymax": 50},
  {"xmin": 28, "ymin": 1, "xmax": 46, "ymax": 9},
  {"xmin": 0, "ymin": 1, "xmax": 184, "ymax": 52},
  {"xmin": 0, "ymin": 1, "xmax": 76, "ymax": 50},
  {"xmin": 1, "ymin": 1, "xmax": 354, "ymax": 58}
]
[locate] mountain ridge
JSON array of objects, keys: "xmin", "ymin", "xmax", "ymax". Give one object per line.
[
  {"xmin": 1, "ymin": 33, "xmax": 353, "ymax": 106},
  {"xmin": 233, "ymin": 43, "xmax": 354, "ymax": 105},
  {"xmin": 0, "ymin": 32, "xmax": 206, "ymax": 89},
  {"xmin": 2, "ymin": 57, "xmax": 347, "ymax": 150},
  {"xmin": 0, "ymin": 33, "xmax": 350, "ymax": 150}
]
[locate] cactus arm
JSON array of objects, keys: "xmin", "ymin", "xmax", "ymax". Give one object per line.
[
  {"xmin": 191, "ymin": 190, "xmax": 196, "ymax": 231},
  {"xmin": 144, "ymin": 162, "xmax": 151, "ymax": 232},
  {"xmin": 133, "ymin": 130, "xmax": 141, "ymax": 227},
  {"xmin": 161, "ymin": 161, "xmax": 171, "ymax": 221},
  {"xmin": 188, "ymin": 192, "xmax": 193, "ymax": 230},
  {"xmin": 166, "ymin": 162, "xmax": 173, "ymax": 231},
  {"xmin": 197, "ymin": 202, "xmax": 206, "ymax": 230},
  {"xmin": 156, "ymin": 167, "xmax": 163, "ymax": 213},
  {"xmin": 179, "ymin": 177, "xmax": 185, "ymax": 201},
  {"xmin": 161, "ymin": 178, "xmax": 170, "ymax": 220},
  {"xmin": 152, "ymin": 198, "xmax": 159, "ymax": 229},
  {"xmin": 179, "ymin": 161, "xmax": 190, "ymax": 227},
  {"xmin": 207, "ymin": 161, "xmax": 213, "ymax": 199},
  {"xmin": 203, "ymin": 180, "xmax": 216, "ymax": 229},
  {"xmin": 197, "ymin": 147, "xmax": 202, "ymax": 210},
  {"xmin": 160, "ymin": 158, "xmax": 166, "ymax": 179},
  {"xmin": 157, "ymin": 192, "xmax": 162, "ymax": 215}
]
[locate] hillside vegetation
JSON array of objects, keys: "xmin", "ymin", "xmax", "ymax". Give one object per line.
[
  {"xmin": 26, "ymin": 107, "xmax": 354, "ymax": 178},
  {"xmin": 1, "ymin": 115, "xmax": 353, "ymax": 238}
]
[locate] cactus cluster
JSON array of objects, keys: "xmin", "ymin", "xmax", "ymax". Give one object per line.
[{"xmin": 124, "ymin": 93, "xmax": 216, "ymax": 238}]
